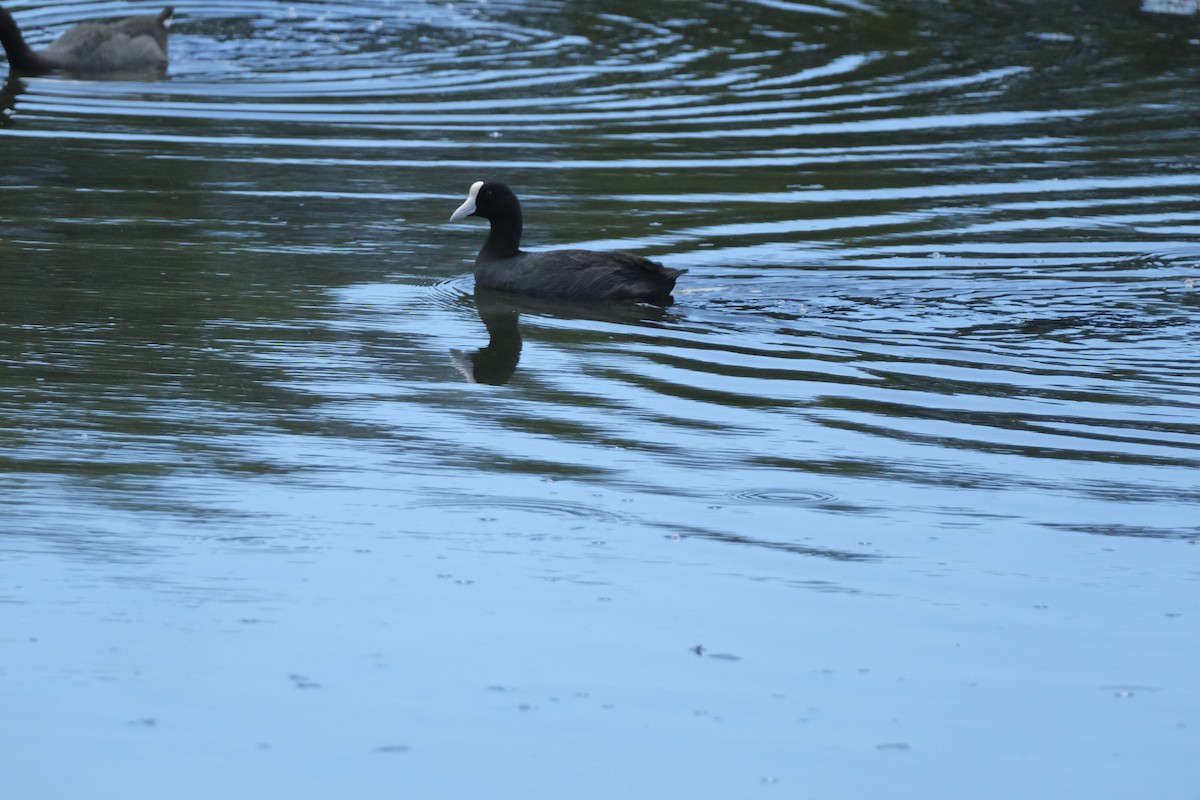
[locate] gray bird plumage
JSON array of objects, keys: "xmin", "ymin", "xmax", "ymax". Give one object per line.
[{"xmin": 0, "ymin": 6, "xmax": 172, "ymax": 75}]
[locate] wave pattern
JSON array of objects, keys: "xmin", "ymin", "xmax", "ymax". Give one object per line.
[{"xmin": 2, "ymin": 0, "xmax": 1198, "ymax": 550}]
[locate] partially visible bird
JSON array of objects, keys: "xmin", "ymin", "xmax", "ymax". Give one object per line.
[{"xmin": 0, "ymin": 5, "xmax": 173, "ymax": 76}]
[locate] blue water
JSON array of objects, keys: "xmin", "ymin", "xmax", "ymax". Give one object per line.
[{"xmin": 1, "ymin": 1, "xmax": 1198, "ymax": 797}]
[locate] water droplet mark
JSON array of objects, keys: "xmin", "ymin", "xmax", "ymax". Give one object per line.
[{"xmin": 727, "ymin": 489, "xmax": 838, "ymax": 506}]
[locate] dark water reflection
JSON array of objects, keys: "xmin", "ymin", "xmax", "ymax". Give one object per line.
[
  {"xmin": 452, "ymin": 291, "xmax": 524, "ymax": 385},
  {"xmin": 2, "ymin": 0, "xmax": 1198, "ymax": 797},
  {"xmin": 452, "ymin": 289, "xmax": 676, "ymax": 385}
]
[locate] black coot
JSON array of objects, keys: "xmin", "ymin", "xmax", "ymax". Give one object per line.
[
  {"xmin": 449, "ymin": 181, "xmax": 685, "ymax": 304},
  {"xmin": 0, "ymin": 6, "xmax": 173, "ymax": 75}
]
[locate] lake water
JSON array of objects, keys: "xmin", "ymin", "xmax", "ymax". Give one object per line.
[{"xmin": 2, "ymin": 0, "xmax": 1198, "ymax": 797}]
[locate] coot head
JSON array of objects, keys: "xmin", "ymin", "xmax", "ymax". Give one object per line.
[
  {"xmin": 449, "ymin": 180, "xmax": 520, "ymax": 224},
  {"xmin": 450, "ymin": 180, "xmax": 524, "ymax": 261}
]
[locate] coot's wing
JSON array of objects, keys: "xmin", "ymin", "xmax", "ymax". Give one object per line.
[{"xmin": 477, "ymin": 249, "xmax": 682, "ymax": 303}]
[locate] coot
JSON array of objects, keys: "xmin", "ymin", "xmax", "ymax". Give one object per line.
[
  {"xmin": 0, "ymin": 6, "xmax": 173, "ymax": 75},
  {"xmin": 449, "ymin": 181, "xmax": 685, "ymax": 304}
]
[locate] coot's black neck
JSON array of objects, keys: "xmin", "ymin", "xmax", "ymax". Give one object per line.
[
  {"xmin": 0, "ymin": 9, "xmax": 48, "ymax": 74},
  {"xmin": 479, "ymin": 203, "xmax": 523, "ymax": 262}
]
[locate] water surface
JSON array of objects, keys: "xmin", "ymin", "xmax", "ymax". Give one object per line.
[{"xmin": 1, "ymin": 1, "xmax": 1198, "ymax": 797}]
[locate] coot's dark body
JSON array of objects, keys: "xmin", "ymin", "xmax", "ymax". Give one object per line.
[
  {"xmin": 475, "ymin": 248, "xmax": 682, "ymax": 303},
  {"xmin": 450, "ymin": 181, "xmax": 685, "ymax": 305},
  {"xmin": 0, "ymin": 6, "xmax": 172, "ymax": 75}
]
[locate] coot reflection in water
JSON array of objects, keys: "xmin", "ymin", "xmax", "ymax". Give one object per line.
[
  {"xmin": 451, "ymin": 288, "xmax": 672, "ymax": 386},
  {"xmin": 0, "ymin": 73, "xmax": 18, "ymax": 124}
]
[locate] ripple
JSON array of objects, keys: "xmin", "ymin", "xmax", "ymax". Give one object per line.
[
  {"xmin": 727, "ymin": 488, "xmax": 840, "ymax": 505},
  {"xmin": 3, "ymin": 0, "xmax": 1198, "ymax": 547},
  {"xmin": 409, "ymin": 495, "xmax": 637, "ymax": 527}
]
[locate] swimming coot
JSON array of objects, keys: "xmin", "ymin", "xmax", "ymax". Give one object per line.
[
  {"xmin": 0, "ymin": 6, "xmax": 173, "ymax": 75},
  {"xmin": 449, "ymin": 180, "xmax": 685, "ymax": 304}
]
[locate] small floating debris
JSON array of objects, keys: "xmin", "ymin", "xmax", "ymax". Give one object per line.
[
  {"xmin": 691, "ymin": 642, "xmax": 742, "ymax": 661},
  {"xmin": 1101, "ymin": 684, "xmax": 1161, "ymax": 698},
  {"xmin": 289, "ymin": 674, "xmax": 322, "ymax": 690}
]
